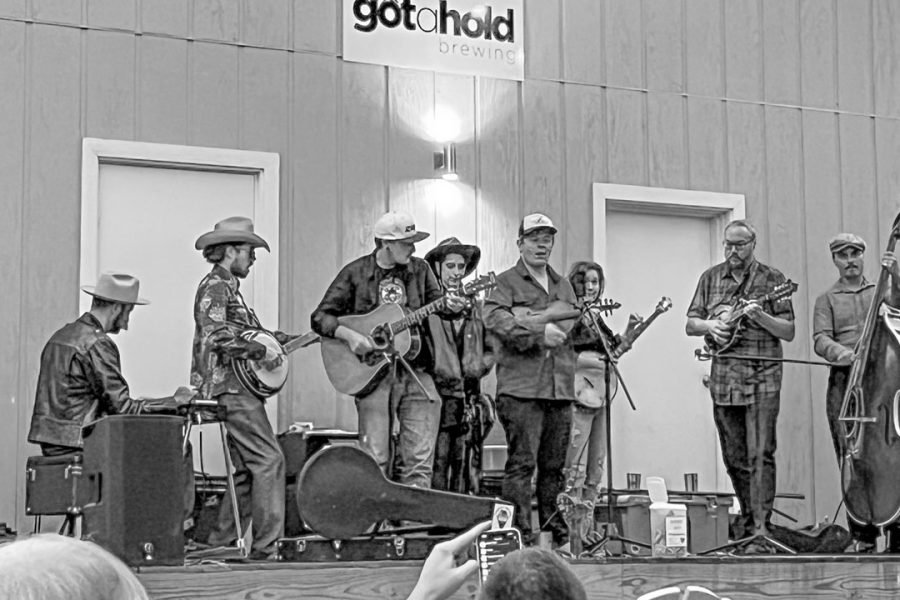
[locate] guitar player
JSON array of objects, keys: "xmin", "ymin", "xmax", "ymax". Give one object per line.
[
  {"xmin": 310, "ymin": 210, "xmax": 465, "ymax": 489},
  {"xmin": 686, "ymin": 219, "xmax": 795, "ymax": 546},
  {"xmin": 191, "ymin": 216, "xmax": 289, "ymax": 561}
]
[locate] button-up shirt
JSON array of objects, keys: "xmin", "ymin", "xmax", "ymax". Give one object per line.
[
  {"xmin": 483, "ymin": 259, "xmax": 577, "ymax": 401},
  {"xmin": 687, "ymin": 260, "xmax": 794, "ymax": 405},
  {"xmin": 191, "ymin": 264, "xmax": 263, "ymax": 398},
  {"xmin": 29, "ymin": 312, "xmax": 136, "ymax": 448},
  {"xmin": 310, "ymin": 251, "xmax": 444, "ymax": 370},
  {"xmin": 813, "ymin": 278, "xmax": 875, "ymax": 364}
]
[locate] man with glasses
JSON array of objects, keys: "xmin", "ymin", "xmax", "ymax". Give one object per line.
[
  {"xmin": 686, "ymin": 219, "xmax": 795, "ymax": 544},
  {"xmin": 483, "ymin": 213, "xmax": 578, "ymax": 546},
  {"xmin": 812, "ymin": 233, "xmax": 900, "ymax": 551},
  {"xmin": 192, "ymin": 216, "xmax": 287, "ymax": 560}
]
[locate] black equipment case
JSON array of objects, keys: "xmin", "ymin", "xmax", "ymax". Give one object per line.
[{"xmin": 277, "ymin": 533, "xmax": 451, "ymax": 562}]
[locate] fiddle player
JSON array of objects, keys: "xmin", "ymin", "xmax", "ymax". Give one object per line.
[
  {"xmin": 192, "ymin": 216, "xmax": 287, "ymax": 561},
  {"xmin": 424, "ymin": 237, "xmax": 495, "ymax": 493},
  {"xmin": 483, "ymin": 213, "xmax": 577, "ymax": 546},
  {"xmin": 686, "ymin": 219, "xmax": 795, "ymax": 544},
  {"xmin": 562, "ymin": 261, "xmax": 639, "ymax": 505},
  {"xmin": 812, "ymin": 233, "xmax": 900, "ymax": 552}
]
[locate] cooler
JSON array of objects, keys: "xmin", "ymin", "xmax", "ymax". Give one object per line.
[{"xmin": 595, "ymin": 494, "xmax": 733, "ymax": 555}]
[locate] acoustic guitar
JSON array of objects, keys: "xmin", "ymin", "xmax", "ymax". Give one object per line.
[
  {"xmin": 704, "ymin": 280, "xmax": 798, "ymax": 353},
  {"xmin": 233, "ymin": 330, "xmax": 320, "ymax": 399},
  {"xmin": 321, "ymin": 273, "xmax": 496, "ymax": 397}
]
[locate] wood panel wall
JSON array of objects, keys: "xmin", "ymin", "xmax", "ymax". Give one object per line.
[{"xmin": 1, "ymin": 0, "xmax": 900, "ymax": 533}]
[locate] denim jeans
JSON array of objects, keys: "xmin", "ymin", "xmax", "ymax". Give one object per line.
[
  {"xmin": 496, "ymin": 395, "xmax": 572, "ymax": 543},
  {"xmin": 208, "ymin": 393, "xmax": 285, "ymax": 556},
  {"xmin": 564, "ymin": 405, "xmax": 607, "ymax": 499},
  {"xmin": 713, "ymin": 396, "xmax": 779, "ymax": 537},
  {"xmin": 356, "ymin": 368, "xmax": 441, "ymax": 488}
]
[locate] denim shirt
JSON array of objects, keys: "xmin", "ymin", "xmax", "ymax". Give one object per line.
[
  {"xmin": 813, "ymin": 278, "xmax": 875, "ymax": 364},
  {"xmin": 483, "ymin": 259, "xmax": 577, "ymax": 401},
  {"xmin": 29, "ymin": 313, "xmax": 135, "ymax": 448}
]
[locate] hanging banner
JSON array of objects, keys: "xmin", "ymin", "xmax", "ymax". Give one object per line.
[{"xmin": 343, "ymin": 0, "xmax": 525, "ymax": 81}]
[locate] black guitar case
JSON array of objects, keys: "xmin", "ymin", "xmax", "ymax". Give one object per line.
[{"xmin": 295, "ymin": 445, "xmax": 497, "ymax": 540}]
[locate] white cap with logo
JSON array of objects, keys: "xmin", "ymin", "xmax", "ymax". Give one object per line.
[
  {"xmin": 374, "ymin": 210, "xmax": 430, "ymax": 243},
  {"xmin": 519, "ymin": 213, "xmax": 558, "ymax": 236}
]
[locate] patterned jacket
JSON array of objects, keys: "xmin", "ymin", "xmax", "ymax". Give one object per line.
[{"xmin": 191, "ymin": 264, "xmax": 265, "ymax": 398}]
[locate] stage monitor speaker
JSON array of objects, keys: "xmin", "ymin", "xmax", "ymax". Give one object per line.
[{"xmin": 81, "ymin": 415, "xmax": 185, "ymax": 566}]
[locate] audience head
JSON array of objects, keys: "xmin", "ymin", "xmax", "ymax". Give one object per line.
[
  {"xmin": 0, "ymin": 534, "xmax": 149, "ymax": 600},
  {"xmin": 479, "ymin": 547, "xmax": 587, "ymax": 600}
]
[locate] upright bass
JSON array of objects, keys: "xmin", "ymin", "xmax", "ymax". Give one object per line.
[{"xmin": 840, "ymin": 211, "xmax": 900, "ymax": 528}]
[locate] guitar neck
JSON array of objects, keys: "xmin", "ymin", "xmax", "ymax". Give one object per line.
[
  {"xmin": 283, "ymin": 331, "xmax": 321, "ymax": 354},
  {"xmin": 390, "ymin": 298, "xmax": 445, "ymax": 335}
]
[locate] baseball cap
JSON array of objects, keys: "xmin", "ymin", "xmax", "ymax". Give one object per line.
[
  {"xmin": 828, "ymin": 233, "xmax": 866, "ymax": 254},
  {"xmin": 374, "ymin": 210, "xmax": 430, "ymax": 243},
  {"xmin": 519, "ymin": 213, "xmax": 558, "ymax": 236}
]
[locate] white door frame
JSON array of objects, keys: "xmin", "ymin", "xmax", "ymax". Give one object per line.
[
  {"xmin": 592, "ymin": 183, "xmax": 746, "ymax": 493},
  {"xmin": 592, "ymin": 183, "xmax": 745, "ymax": 267},
  {"xmin": 80, "ymin": 138, "xmax": 280, "ymax": 327}
]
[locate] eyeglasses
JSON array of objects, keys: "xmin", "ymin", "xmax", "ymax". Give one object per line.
[
  {"xmin": 235, "ymin": 245, "xmax": 256, "ymax": 259},
  {"xmin": 723, "ymin": 238, "xmax": 754, "ymax": 250}
]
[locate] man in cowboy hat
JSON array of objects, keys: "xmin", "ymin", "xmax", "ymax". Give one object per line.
[
  {"xmin": 29, "ymin": 272, "xmax": 194, "ymax": 455},
  {"xmin": 483, "ymin": 213, "xmax": 578, "ymax": 545},
  {"xmin": 311, "ymin": 210, "xmax": 465, "ymax": 488},
  {"xmin": 813, "ymin": 232, "xmax": 900, "ymax": 551},
  {"xmin": 424, "ymin": 238, "xmax": 495, "ymax": 493},
  {"xmin": 191, "ymin": 216, "xmax": 287, "ymax": 560}
]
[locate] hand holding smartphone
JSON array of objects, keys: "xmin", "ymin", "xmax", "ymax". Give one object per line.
[{"xmin": 475, "ymin": 503, "xmax": 522, "ymax": 584}]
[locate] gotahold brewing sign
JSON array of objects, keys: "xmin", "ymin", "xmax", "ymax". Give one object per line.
[{"xmin": 343, "ymin": 0, "xmax": 524, "ymax": 81}]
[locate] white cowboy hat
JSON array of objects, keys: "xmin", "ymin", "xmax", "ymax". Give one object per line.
[{"xmin": 81, "ymin": 272, "xmax": 149, "ymax": 305}]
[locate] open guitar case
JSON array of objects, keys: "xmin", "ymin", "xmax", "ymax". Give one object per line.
[{"xmin": 277, "ymin": 445, "xmax": 498, "ymax": 562}]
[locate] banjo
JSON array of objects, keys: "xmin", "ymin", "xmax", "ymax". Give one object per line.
[{"xmin": 233, "ymin": 330, "xmax": 319, "ymax": 399}]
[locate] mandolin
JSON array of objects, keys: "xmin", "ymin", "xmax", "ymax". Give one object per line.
[{"xmin": 705, "ymin": 280, "xmax": 798, "ymax": 353}]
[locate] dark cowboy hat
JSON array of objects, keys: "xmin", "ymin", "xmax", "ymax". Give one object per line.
[{"xmin": 424, "ymin": 237, "xmax": 481, "ymax": 278}]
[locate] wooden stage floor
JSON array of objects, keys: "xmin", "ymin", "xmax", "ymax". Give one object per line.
[{"xmin": 137, "ymin": 553, "xmax": 900, "ymax": 599}]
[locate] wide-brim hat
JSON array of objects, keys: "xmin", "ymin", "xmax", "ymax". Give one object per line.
[
  {"xmin": 424, "ymin": 237, "xmax": 481, "ymax": 278},
  {"xmin": 81, "ymin": 272, "xmax": 149, "ymax": 305},
  {"xmin": 195, "ymin": 216, "xmax": 270, "ymax": 251}
]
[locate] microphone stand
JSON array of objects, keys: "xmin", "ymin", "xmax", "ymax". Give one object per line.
[{"xmin": 577, "ymin": 304, "xmax": 648, "ymax": 556}]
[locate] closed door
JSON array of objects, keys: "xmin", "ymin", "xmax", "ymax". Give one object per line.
[
  {"xmin": 87, "ymin": 163, "xmax": 275, "ymax": 474},
  {"xmin": 603, "ymin": 209, "xmax": 728, "ymax": 495}
]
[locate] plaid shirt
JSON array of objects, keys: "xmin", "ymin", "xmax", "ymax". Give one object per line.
[{"xmin": 687, "ymin": 260, "xmax": 794, "ymax": 405}]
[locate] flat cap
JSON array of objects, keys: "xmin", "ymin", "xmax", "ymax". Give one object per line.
[{"xmin": 829, "ymin": 233, "xmax": 866, "ymax": 254}]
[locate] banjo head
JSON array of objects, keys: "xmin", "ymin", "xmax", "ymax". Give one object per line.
[{"xmin": 236, "ymin": 330, "xmax": 288, "ymax": 397}]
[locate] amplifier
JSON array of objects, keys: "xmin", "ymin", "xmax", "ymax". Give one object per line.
[
  {"xmin": 81, "ymin": 415, "xmax": 185, "ymax": 566},
  {"xmin": 278, "ymin": 427, "xmax": 358, "ymax": 536}
]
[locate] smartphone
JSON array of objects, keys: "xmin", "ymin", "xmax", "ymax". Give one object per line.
[{"xmin": 475, "ymin": 528, "xmax": 523, "ymax": 584}]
